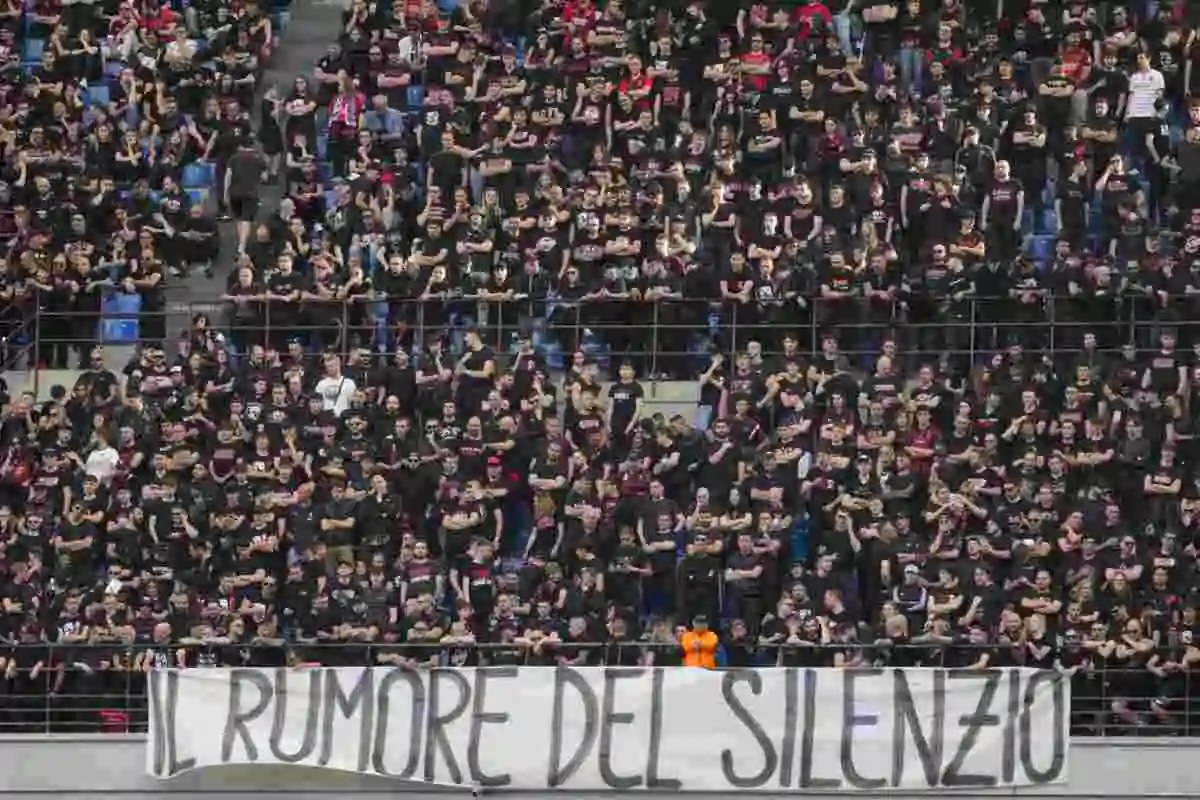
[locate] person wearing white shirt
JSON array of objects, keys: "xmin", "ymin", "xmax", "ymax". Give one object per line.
[
  {"xmin": 1126, "ymin": 52, "xmax": 1165, "ymax": 159},
  {"xmin": 84, "ymin": 440, "xmax": 120, "ymax": 483},
  {"xmin": 315, "ymin": 354, "xmax": 357, "ymax": 416},
  {"xmin": 1126, "ymin": 52, "xmax": 1165, "ymax": 120}
]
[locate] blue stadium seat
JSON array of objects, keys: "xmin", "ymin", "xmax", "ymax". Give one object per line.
[
  {"xmin": 85, "ymin": 84, "xmax": 111, "ymax": 108},
  {"xmin": 1027, "ymin": 234, "xmax": 1055, "ymax": 263},
  {"xmin": 541, "ymin": 338, "xmax": 565, "ymax": 372},
  {"xmin": 790, "ymin": 517, "xmax": 811, "ymax": 564},
  {"xmin": 406, "ymin": 84, "xmax": 425, "ymax": 112},
  {"xmin": 373, "ymin": 301, "xmax": 390, "ymax": 347},
  {"xmin": 185, "ymin": 188, "xmax": 210, "ymax": 207},
  {"xmin": 1040, "ymin": 184, "xmax": 1056, "ymax": 208},
  {"xmin": 1040, "ymin": 208, "xmax": 1058, "ymax": 235},
  {"xmin": 22, "ymin": 38, "xmax": 45, "ymax": 65},
  {"xmin": 272, "ymin": 11, "xmax": 290, "ymax": 32},
  {"xmin": 435, "ymin": 0, "xmax": 457, "ymax": 12},
  {"xmin": 182, "ymin": 161, "xmax": 215, "ymax": 189},
  {"xmin": 580, "ymin": 329, "xmax": 610, "ymax": 371},
  {"xmin": 100, "ymin": 292, "xmax": 142, "ymax": 344},
  {"xmin": 1020, "ymin": 208, "xmax": 1035, "ymax": 235}
]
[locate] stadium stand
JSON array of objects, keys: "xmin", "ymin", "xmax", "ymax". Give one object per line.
[{"xmin": 5, "ymin": 0, "xmax": 1200, "ymax": 736}]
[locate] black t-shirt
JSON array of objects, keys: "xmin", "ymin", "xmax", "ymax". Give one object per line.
[
  {"xmin": 267, "ymin": 270, "xmax": 304, "ymax": 316},
  {"xmin": 608, "ymin": 380, "xmax": 643, "ymax": 430},
  {"xmin": 227, "ymin": 149, "xmax": 266, "ymax": 200},
  {"xmin": 987, "ymin": 178, "xmax": 1023, "ymax": 219}
]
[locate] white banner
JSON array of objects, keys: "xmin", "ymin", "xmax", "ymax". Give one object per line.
[{"xmin": 147, "ymin": 666, "xmax": 1069, "ymax": 791}]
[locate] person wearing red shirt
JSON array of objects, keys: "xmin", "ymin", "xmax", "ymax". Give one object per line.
[
  {"xmin": 617, "ymin": 55, "xmax": 653, "ymax": 110},
  {"xmin": 926, "ymin": 24, "xmax": 964, "ymax": 69},
  {"xmin": 741, "ymin": 34, "xmax": 771, "ymax": 93},
  {"xmin": 327, "ymin": 74, "xmax": 367, "ymax": 177},
  {"xmin": 138, "ymin": 0, "xmax": 177, "ymax": 33},
  {"xmin": 1060, "ymin": 27, "xmax": 1093, "ymax": 124},
  {"xmin": 794, "ymin": 1, "xmax": 833, "ymax": 42},
  {"xmin": 562, "ymin": 0, "xmax": 598, "ymax": 50}
]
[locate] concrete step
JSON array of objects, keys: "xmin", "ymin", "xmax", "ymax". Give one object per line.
[
  {"xmin": 648, "ymin": 381, "xmax": 701, "ymax": 406},
  {"xmin": 5, "ymin": 369, "xmax": 84, "ymax": 402},
  {"xmin": 642, "ymin": 381, "xmax": 701, "ymax": 425}
]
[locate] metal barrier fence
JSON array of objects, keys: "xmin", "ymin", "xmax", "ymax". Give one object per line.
[
  {"xmin": 13, "ymin": 292, "xmax": 1199, "ymax": 373},
  {"xmin": 0, "ymin": 642, "xmax": 1189, "ymax": 736}
]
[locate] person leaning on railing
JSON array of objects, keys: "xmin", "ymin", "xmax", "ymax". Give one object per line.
[{"xmin": 681, "ymin": 614, "xmax": 719, "ymax": 669}]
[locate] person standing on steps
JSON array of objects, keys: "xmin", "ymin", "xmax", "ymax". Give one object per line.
[{"xmin": 225, "ymin": 139, "xmax": 268, "ymax": 257}]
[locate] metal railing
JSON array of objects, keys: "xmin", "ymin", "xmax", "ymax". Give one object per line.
[
  {"xmin": 0, "ymin": 309, "xmax": 36, "ymax": 373},
  {"xmin": 15, "ymin": 291, "xmax": 1200, "ymax": 372},
  {"xmin": 0, "ymin": 642, "xmax": 1188, "ymax": 736}
]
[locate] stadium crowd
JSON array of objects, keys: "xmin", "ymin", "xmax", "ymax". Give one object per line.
[{"xmin": 5, "ymin": 0, "xmax": 1200, "ymax": 734}]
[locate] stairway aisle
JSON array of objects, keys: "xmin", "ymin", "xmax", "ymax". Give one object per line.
[{"xmin": 164, "ymin": 0, "xmax": 350, "ymax": 334}]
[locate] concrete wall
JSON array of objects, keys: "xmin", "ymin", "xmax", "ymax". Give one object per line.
[
  {"xmin": 4, "ymin": 354, "xmax": 135, "ymax": 402},
  {"xmin": 0, "ymin": 736, "xmax": 1192, "ymax": 798}
]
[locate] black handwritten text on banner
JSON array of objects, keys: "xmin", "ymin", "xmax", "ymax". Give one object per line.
[{"xmin": 147, "ymin": 667, "xmax": 1069, "ymax": 791}]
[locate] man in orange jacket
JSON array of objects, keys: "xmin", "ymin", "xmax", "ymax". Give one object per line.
[{"xmin": 681, "ymin": 614, "xmax": 719, "ymax": 668}]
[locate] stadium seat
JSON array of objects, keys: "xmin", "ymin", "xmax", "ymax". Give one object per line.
[
  {"xmin": 1027, "ymin": 235, "xmax": 1055, "ymax": 263},
  {"xmin": 1039, "ymin": 208, "xmax": 1058, "ymax": 235},
  {"xmin": 580, "ymin": 329, "xmax": 610, "ymax": 371},
  {"xmin": 272, "ymin": 10, "xmax": 290, "ymax": 32},
  {"xmin": 85, "ymin": 84, "xmax": 111, "ymax": 108},
  {"xmin": 406, "ymin": 85, "xmax": 425, "ymax": 112},
  {"xmin": 541, "ymin": 337, "xmax": 565, "ymax": 372},
  {"xmin": 790, "ymin": 516, "xmax": 811, "ymax": 564},
  {"xmin": 100, "ymin": 292, "xmax": 142, "ymax": 344},
  {"xmin": 372, "ymin": 301, "xmax": 390, "ymax": 348},
  {"xmin": 182, "ymin": 161, "xmax": 215, "ymax": 189},
  {"xmin": 1020, "ymin": 208, "xmax": 1035, "ymax": 235},
  {"xmin": 185, "ymin": 188, "xmax": 210, "ymax": 208},
  {"xmin": 22, "ymin": 38, "xmax": 45, "ymax": 65},
  {"xmin": 1040, "ymin": 184, "xmax": 1055, "ymax": 208}
]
